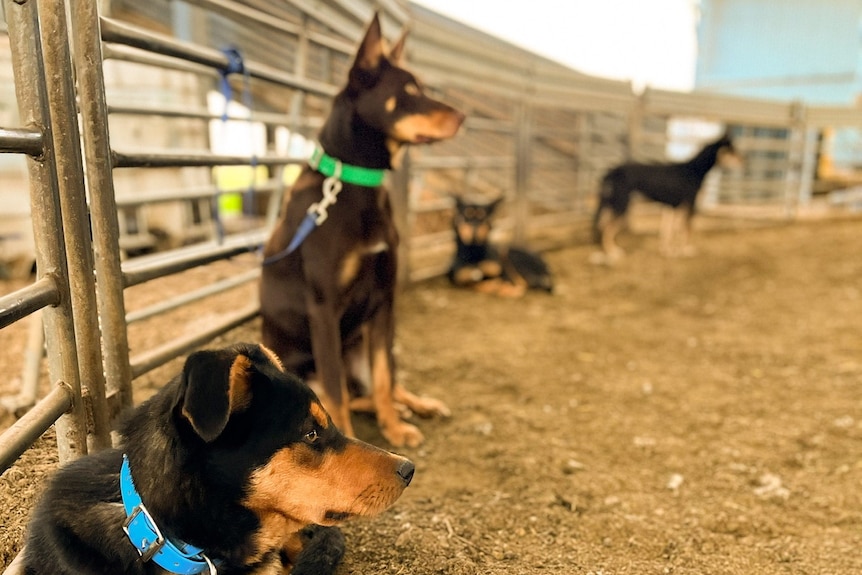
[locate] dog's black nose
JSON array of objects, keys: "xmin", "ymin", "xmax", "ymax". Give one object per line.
[{"xmin": 397, "ymin": 460, "xmax": 415, "ymax": 486}]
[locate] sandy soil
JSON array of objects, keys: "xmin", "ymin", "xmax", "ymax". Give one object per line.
[{"xmin": 2, "ymin": 215, "xmax": 862, "ymax": 574}]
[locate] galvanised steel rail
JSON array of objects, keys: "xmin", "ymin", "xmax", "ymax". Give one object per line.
[
  {"xmin": 100, "ymin": 17, "xmax": 339, "ymax": 98},
  {"xmin": 0, "ymin": 0, "xmax": 88, "ymax": 474},
  {"xmin": 120, "ymin": 230, "xmax": 268, "ymax": 288},
  {"xmin": 0, "ymin": 127, "xmax": 43, "ymax": 156}
]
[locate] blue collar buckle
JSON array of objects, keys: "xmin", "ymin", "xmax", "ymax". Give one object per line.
[{"xmin": 120, "ymin": 455, "xmax": 218, "ymax": 575}]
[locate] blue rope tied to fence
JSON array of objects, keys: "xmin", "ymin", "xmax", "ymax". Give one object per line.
[
  {"xmin": 219, "ymin": 48, "xmax": 245, "ymax": 121},
  {"xmin": 214, "ymin": 47, "xmax": 258, "ymax": 244}
]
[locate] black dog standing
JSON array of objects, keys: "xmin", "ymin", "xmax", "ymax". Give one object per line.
[{"xmin": 592, "ymin": 132, "xmax": 742, "ymax": 261}]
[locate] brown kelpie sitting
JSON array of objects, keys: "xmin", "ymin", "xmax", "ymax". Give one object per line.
[
  {"xmin": 260, "ymin": 14, "xmax": 464, "ymax": 447},
  {"xmin": 448, "ymin": 196, "xmax": 553, "ymax": 297}
]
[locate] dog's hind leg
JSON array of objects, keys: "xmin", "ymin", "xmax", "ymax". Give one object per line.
[{"xmin": 601, "ymin": 214, "xmax": 626, "ymax": 262}]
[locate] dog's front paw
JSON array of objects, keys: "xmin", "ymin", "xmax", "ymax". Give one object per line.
[
  {"xmin": 680, "ymin": 244, "xmax": 698, "ymax": 258},
  {"xmin": 409, "ymin": 396, "xmax": 451, "ymax": 419},
  {"xmin": 383, "ymin": 421, "xmax": 425, "ymax": 448}
]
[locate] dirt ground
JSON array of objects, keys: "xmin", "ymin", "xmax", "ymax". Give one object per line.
[{"xmin": 1, "ymin": 215, "xmax": 862, "ymax": 574}]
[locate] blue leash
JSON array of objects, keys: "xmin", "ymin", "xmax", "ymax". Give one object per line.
[{"xmin": 215, "ymin": 47, "xmax": 257, "ymax": 244}]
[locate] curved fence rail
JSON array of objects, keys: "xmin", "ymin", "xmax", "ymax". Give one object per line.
[{"xmin": 1, "ymin": 1, "xmax": 861, "ymax": 572}]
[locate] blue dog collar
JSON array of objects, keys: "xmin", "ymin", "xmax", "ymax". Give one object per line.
[{"xmin": 120, "ymin": 455, "xmax": 218, "ymax": 575}]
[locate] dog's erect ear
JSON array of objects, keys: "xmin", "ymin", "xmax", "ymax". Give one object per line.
[
  {"xmin": 389, "ymin": 27, "xmax": 408, "ymax": 65},
  {"xmin": 179, "ymin": 346, "xmax": 256, "ymax": 442},
  {"xmin": 353, "ymin": 12, "xmax": 385, "ymax": 72},
  {"xmin": 487, "ymin": 197, "xmax": 504, "ymax": 215}
]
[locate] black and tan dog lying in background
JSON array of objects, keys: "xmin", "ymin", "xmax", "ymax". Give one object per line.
[
  {"xmin": 23, "ymin": 343, "xmax": 414, "ymax": 575},
  {"xmin": 447, "ymin": 196, "xmax": 553, "ymax": 297}
]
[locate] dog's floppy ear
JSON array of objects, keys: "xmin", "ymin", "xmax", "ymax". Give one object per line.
[
  {"xmin": 353, "ymin": 12, "xmax": 385, "ymax": 72},
  {"xmin": 179, "ymin": 345, "xmax": 257, "ymax": 442},
  {"xmin": 389, "ymin": 27, "xmax": 408, "ymax": 65}
]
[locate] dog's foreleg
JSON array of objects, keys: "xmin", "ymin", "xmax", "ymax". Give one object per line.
[
  {"xmin": 452, "ymin": 265, "xmax": 483, "ymax": 286},
  {"xmin": 290, "ymin": 525, "xmax": 346, "ymax": 575},
  {"xmin": 307, "ymin": 301, "xmax": 354, "ymax": 437},
  {"xmin": 680, "ymin": 205, "xmax": 697, "ymax": 257},
  {"xmin": 393, "ymin": 385, "xmax": 451, "ymax": 418},
  {"xmin": 659, "ymin": 207, "xmax": 675, "ymax": 256},
  {"xmin": 477, "ymin": 259, "xmax": 502, "ymax": 278},
  {"xmin": 366, "ymin": 305, "xmax": 424, "ymax": 448}
]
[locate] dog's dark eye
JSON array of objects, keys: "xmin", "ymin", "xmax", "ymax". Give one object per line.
[{"xmin": 304, "ymin": 429, "xmax": 319, "ymax": 443}]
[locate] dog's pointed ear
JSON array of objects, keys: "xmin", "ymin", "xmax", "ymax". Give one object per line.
[
  {"xmin": 178, "ymin": 345, "xmax": 257, "ymax": 442},
  {"xmin": 353, "ymin": 12, "xmax": 385, "ymax": 73},
  {"xmin": 488, "ymin": 197, "xmax": 504, "ymax": 214},
  {"xmin": 389, "ymin": 27, "xmax": 409, "ymax": 65}
]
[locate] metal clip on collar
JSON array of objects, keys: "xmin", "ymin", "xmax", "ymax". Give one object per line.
[{"xmin": 308, "ymin": 160, "xmax": 343, "ymax": 225}]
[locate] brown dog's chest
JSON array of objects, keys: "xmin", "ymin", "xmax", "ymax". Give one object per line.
[{"xmin": 289, "ymin": 177, "xmax": 397, "ymax": 295}]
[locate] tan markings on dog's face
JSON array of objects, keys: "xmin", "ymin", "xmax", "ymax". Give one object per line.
[
  {"xmin": 391, "ymin": 110, "xmax": 463, "ymax": 144},
  {"xmin": 456, "ymin": 221, "xmax": 474, "ymax": 243},
  {"xmin": 455, "ymin": 220, "xmax": 490, "ymax": 244},
  {"xmin": 228, "ymin": 355, "xmax": 253, "ymax": 412},
  {"xmin": 385, "ymin": 96, "xmax": 396, "ymax": 113},
  {"xmin": 404, "ymin": 83, "xmax": 420, "ymax": 96},
  {"xmin": 244, "ymin": 439, "xmax": 410, "ymax": 527},
  {"xmin": 717, "ymin": 147, "xmax": 743, "ymax": 170}
]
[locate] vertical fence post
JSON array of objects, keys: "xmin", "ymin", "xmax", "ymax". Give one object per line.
[
  {"xmin": 391, "ymin": 150, "xmax": 412, "ymax": 286},
  {"xmin": 628, "ymin": 91, "xmax": 645, "ymax": 162},
  {"xmin": 68, "ymin": 0, "xmax": 135, "ymax": 414},
  {"xmin": 797, "ymin": 125, "xmax": 819, "ymax": 211},
  {"xmin": 38, "ymin": 0, "xmax": 112, "ymax": 451},
  {"xmin": 4, "ymin": 0, "xmax": 87, "ymax": 462},
  {"xmin": 782, "ymin": 101, "xmax": 808, "ymax": 218},
  {"xmin": 575, "ymin": 111, "xmax": 591, "ymax": 214},
  {"xmin": 513, "ymin": 100, "xmax": 532, "ymax": 245}
]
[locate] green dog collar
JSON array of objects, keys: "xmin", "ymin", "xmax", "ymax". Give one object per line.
[{"xmin": 309, "ymin": 145, "xmax": 387, "ymax": 187}]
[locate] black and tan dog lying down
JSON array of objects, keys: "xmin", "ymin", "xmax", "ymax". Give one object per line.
[
  {"xmin": 447, "ymin": 196, "xmax": 553, "ymax": 297},
  {"xmin": 22, "ymin": 343, "xmax": 413, "ymax": 575}
]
